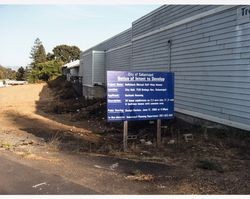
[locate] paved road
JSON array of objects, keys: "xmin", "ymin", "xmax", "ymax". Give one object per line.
[{"xmin": 0, "ymin": 156, "xmax": 96, "ymax": 194}]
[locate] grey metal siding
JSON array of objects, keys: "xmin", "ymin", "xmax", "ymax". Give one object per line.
[
  {"xmin": 81, "ymin": 53, "xmax": 93, "ymax": 86},
  {"xmin": 132, "ymin": 5, "xmax": 219, "ymax": 38},
  {"xmin": 79, "ymin": 59, "xmax": 84, "ymax": 77},
  {"xmin": 132, "ymin": 5, "xmax": 250, "ymax": 129},
  {"xmin": 106, "ymin": 44, "xmax": 132, "ymax": 71},
  {"xmin": 81, "ymin": 28, "xmax": 132, "ymax": 54},
  {"xmin": 79, "ymin": 5, "xmax": 250, "ymax": 130},
  {"xmin": 93, "ymin": 51, "xmax": 105, "ymax": 84},
  {"xmin": 80, "ymin": 28, "xmax": 132, "ymax": 87},
  {"xmin": 70, "ymin": 67, "xmax": 79, "ymax": 76}
]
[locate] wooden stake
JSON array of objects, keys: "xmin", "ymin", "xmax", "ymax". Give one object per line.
[
  {"xmin": 157, "ymin": 119, "xmax": 161, "ymax": 148},
  {"xmin": 123, "ymin": 121, "xmax": 128, "ymax": 151}
]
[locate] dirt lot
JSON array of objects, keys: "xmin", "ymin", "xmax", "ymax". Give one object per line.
[{"xmin": 0, "ymin": 82, "xmax": 249, "ymax": 194}]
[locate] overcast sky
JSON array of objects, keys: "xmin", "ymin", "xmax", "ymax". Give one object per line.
[{"xmin": 0, "ymin": 4, "xmax": 159, "ymax": 70}]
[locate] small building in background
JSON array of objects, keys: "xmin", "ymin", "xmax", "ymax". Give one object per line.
[
  {"xmin": 62, "ymin": 60, "xmax": 80, "ymax": 81},
  {"xmin": 5, "ymin": 80, "xmax": 28, "ymax": 85},
  {"xmin": 61, "ymin": 65, "xmax": 68, "ymax": 77},
  {"xmin": 62, "ymin": 60, "xmax": 83, "ymax": 96}
]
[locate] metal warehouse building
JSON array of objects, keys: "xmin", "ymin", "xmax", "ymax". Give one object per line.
[{"xmin": 79, "ymin": 5, "xmax": 250, "ymax": 131}]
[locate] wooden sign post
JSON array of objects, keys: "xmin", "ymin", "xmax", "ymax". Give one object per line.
[
  {"xmin": 157, "ymin": 119, "xmax": 162, "ymax": 148},
  {"xmin": 123, "ymin": 121, "xmax": 128, "ymax": 151}
]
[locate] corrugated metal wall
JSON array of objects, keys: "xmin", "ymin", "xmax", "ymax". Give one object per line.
[
  {"xmin": 79, "ymin": 5, "xmax": 250, "ymax": 130},
  {"xmin": 80, "ymin": 51, "xmax": 106, "ymax": 86},
  {"xmin": 80, "ymin": 28, "xmax": 132, "ymax": 85},
  {"xmin": 132, "ymin": 5, "xmax": 219, "ymax": 37},
  {"xmin": 81, "ymin": 28, "xmax": 132, "ymax": 54},
  {"xmin": 81, "ymin": 52, "xmax": 93, "ymax": 86},
  {"xmin": 131, "ymin": 5, "xmax": 250, "ymax": 130},
  {"xmin": 106, "ymin": 44, "xmax": 132, "ymax": 71},
  {"xmin": 93, "ymin": 51, "xmax": 105, "ymax": 84}
]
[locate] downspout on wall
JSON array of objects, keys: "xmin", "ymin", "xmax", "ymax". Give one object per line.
[{"xmin": 168, "ymin": 39, "xmax": 172, "ymax": 72}]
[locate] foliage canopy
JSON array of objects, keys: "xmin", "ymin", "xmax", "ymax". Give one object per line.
[
  {"xmin": 53, "ymin": 45, "xmax": 80, "ymax": 63},
  {"xmin": 0, "ymin": 65, "xmax": 16, "ymax": 80},
  {"xmin": 16, "ymin": 66, "xmax": 27, "ymax": 81}
]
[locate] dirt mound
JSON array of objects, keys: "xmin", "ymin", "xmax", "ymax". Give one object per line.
[{"xmin": 48, "ymin": 76, "xmax": 78, "ymax": 99}]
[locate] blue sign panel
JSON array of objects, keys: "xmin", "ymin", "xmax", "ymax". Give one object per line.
[{"xmin": 107, "ymin": 71, "xmax": 174, "ymax": 122}]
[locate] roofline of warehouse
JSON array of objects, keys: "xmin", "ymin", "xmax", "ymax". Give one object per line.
[
  {"xmin": 81, "ymin": 27, "xmax": 132, "ymax": 55},
  {"xmin": 81, "ymin": 5, "xmax": 237, "ymax": 56},
  {"xmin": 132, "ymin": 5, "xmax": 167, "ymax": 25},
  {"xmin": 80, "ymin": 5, "xmax": 166, "ymax": 55},
  {"xmin": 132, "ymin": 5, "xmax": 237, "ymax": 42}
]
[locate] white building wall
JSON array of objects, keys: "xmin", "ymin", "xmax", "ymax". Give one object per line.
[{"xmin": 70, "ymin": 67, "xmax": 79, "ymax": 76}]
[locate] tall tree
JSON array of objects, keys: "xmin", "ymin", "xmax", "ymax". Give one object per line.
[
  {"xmin": 36, "ymin": 45, "xmax": 47, "ymax": 64},
  {"xmin": 28, "ymin": 38, "xmax": 48, "ymax": 82},
  {"xmin": 30, "ymin": 38, "xmax": 47, "ymax": 67},
  {"xmin": 53, "ymin": 45, "xmax": 80, "ymax": 63}
]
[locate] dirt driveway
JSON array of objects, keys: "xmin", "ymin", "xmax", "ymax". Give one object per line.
[
  {"xmin": 0, "ymin": 84, "xmax": 249, "ymax": 194},
  {"xmin": 0, "ymin": 84, "xmax": 97, "ymax": 141}
]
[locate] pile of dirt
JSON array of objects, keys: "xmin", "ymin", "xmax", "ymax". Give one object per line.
[
  {"xmin": 47, "ymin": 76, "xmax": 78, "ymax": 99},
  {"xmin": 46, "ymin": 77, "xmax": 101, "ymax": 114},
  {"xmin": 72, "ymin": 98, "xmax": 107, "ymax": 120}
]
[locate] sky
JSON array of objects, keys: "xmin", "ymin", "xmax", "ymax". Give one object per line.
[{"xmin": 0, "ymin": 4, "xmax": 159, "ymax": 70}]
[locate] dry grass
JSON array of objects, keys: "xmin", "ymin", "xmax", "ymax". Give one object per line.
[
  {"xmin": 125, "ymin": 174, "xmax": 155, "ymax": 182},
  {"xmin": 24, "ymin": 154, "xmax": 60, "ymax": 162},
  {"xmin": 0, "ymin": 141, "xmax": 13, "ymax": 149},
  {"xmin": 125, "ymin": 169, "xmax": 155, "ymax": 182},
  {"xmin": 45, "ymin": 132, "xmax": 61, "ymax": 152},
  {"xmin": 14, "ymin": 150, "xmax": 32, "ymax": 157}
]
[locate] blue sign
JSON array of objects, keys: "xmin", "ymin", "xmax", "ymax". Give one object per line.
[{"xmin": 107, "ymin": 71, "xmax": 174, "ymax": 122}]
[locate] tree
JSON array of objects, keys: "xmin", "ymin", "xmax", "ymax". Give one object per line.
[
  {"xmin": 30, "ymin": 38, "xmax": 42, "ymax": 60},
  {"xmin": 30, "ymin": 60, "xmax": 63, "ymax": 81},
  {"xmin": 28, "ymin": 38, "xmax": 48, "ymax": 82},
  {"xmin": 36, "ymin": 45, "xmax": 47, "ymax": 64},
  {"xmin": 0, "ymin": 65, "xmax": 4, "ymax": 79},
  {"xmin": 27, "ymin": 40, "xmax": 78, "ymax": 83},
  {"xmin": 30, "ymin": 38, "xmax": 47, "ymax": 67},
  {"xmin": 46, "ymin": 52, "xmax": 55, "ymax": 61},
  {"xmin": 53, "ymin": 45, "xmax": 80, "ymax": 63},
  {"xmin": 16, "ymin": 66, "xmax": 26, "ymax": 81},
  {"xmin": 0, "ymin": 65, "xmax": 16, "ymax": 80}
]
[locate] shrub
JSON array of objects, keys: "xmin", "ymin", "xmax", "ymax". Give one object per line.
[{"xmin": 196, "ymin": 159, "xmax": 224, "ymax": 173}]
